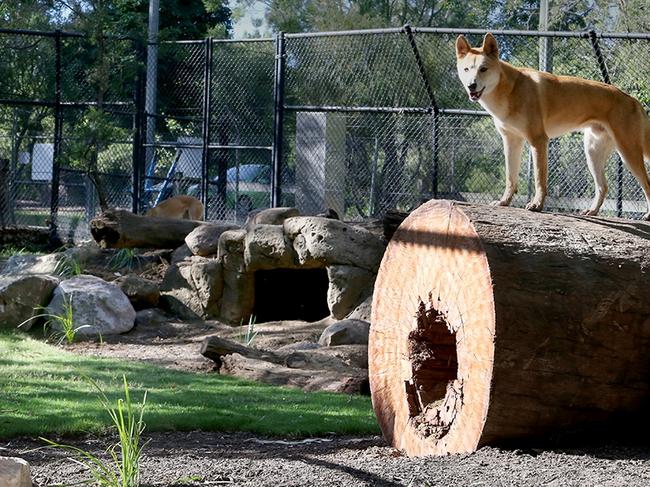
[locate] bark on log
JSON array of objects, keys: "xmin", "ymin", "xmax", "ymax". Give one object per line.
[
  {"xmin": 89, "ymin": 209, "xmax": 204, "ymax": 249},
  {"xmin": 369, "ymin": 199, "xmax": 650, "ymax": 457}
]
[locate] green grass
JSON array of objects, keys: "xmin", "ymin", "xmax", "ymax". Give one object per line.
[{"xmin": 0, "ymin": 332, "xmax": 379, "ymax": 439}]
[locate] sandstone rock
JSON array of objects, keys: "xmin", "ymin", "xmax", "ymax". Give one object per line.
[
  {"xmin": 114, "ymin": 275, "xmax": 160, "ymax": 310},
  {"xmin": 244, "ymin": 224, "xmax": 297, "ymax": 270},
  {"xmin": 135, "ymin": 308, "xmax": 172, "ymax": 328},
  {"xmin": 283, "ymin": 217, "xmax": 386, "ymax": 271},
  {"xmin": 346, "ymin": 294, "xmax": 372, "ymax": 322},
  {"xmin": 318, "ymin": 319, "xmax": 370, "ymax": 346},
  {"xmin": 160, "ymin": 257, "xmax": 222, "ymax": 319},
  {"xmin": 217, "ymin": 229, "xmax": 247, "ymax": 272},
  {"xmin": 185, "ymin": 223, "xmax": 240, "ymax": 257},
  {"xmin": 171, "ymin": 243, "xmax": 192, "ymax": 264},
  {"xmin": 326, "ymin": 265, "xmax": 375, "ymax": 319},
  {"xmin": 46, "ymin": 275, "xmax": 135, "ymax": 337},
  {"xmin": 2, "ymin": 245, "xmax": 100, "ymax": 276},
  {"xmin": 0, "ymin": 457, "xmax": 32, "ymax": 487},
  {"xmin": 219, "ymin": 269, "xmax": 254, "ymax": 325},
  {"xmin": 245, "ymin": 207, "xmax": 300, "ymax": 226},
  {"xmin": 0, "ymin": 275, "xmax": 59, "ymax": 330}
]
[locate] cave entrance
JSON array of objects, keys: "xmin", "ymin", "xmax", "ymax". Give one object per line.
[{"xmin": 253, "ymin": 268, "xmax": 330, "ymax": 323}]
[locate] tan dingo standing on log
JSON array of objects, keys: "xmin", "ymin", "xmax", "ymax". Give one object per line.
[
  {"xmin": 455, "ymin": 33, "xmax": 650, "ymax": 218},
  {"xmin": 145, "ymin": 195, "xmax": 204, "ymax": 220}
]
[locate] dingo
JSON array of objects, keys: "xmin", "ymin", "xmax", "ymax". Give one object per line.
[
  {"xmin": 456, "ymin": 33, "xmax": 650, "ymax": 218},
  {"xmin": 145, "ymin": 195, "xmax": 204, "ymax": 220}
]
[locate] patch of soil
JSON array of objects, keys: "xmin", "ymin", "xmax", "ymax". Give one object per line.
[{"xmin": 4, "ymin": 431, "xmax": 650, "ymax": 487}]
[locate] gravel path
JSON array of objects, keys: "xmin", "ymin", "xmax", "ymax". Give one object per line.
[{"xmin": 4, "ymin": 431, "xmax": 650, "ymax": 486}]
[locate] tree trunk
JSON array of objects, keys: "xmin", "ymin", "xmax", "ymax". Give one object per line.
[
  {"xmin": 89, "ymin": 209, "xmax": 204, "ymax": 248},
  {"xmin": 369, "ymin": 199, "xmax": 650, "ymax": 456}
]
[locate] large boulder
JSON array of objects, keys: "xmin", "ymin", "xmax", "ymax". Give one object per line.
[
  {"xmin": 114, "ymin": 275, "xmax": 160, "ymax": 310},
  {"xmin": 0, "ymin": 457, "xmax": 32, "ymax": 487},
  {"xmin": 159, "ymin": 257, "xmax": 223, "ymax": 319},
  {"xmin": 185, "ymin": 223, "xmax": 240, "ymax": 257},
  {"xmin": 45, "ymin": 275, "xmax": 135, "ymax": 337},
  {"xmin": 0, "ymin": 275, "xmax": 59, "ymax": 330},
  {"xmin": 244, "ymin": 224, "xmax": 297, "ymax": 270},
  {"xmin": 2, "ymin": 246, "xmax": 100, "ymax": 276},
  {"xmin": 245, "ymin": 207, "xmax": 300, "ymax": 226},
  {"xmin": 326, "ymin": 265, "xmax": 375, "ymax": 319},
  {"xmin": 283, "ymin": 217, "xmax": 386, "ymax": 271},
  {"xmin": 318, "ymin": 319, "xmax": 370, "ymax": 346},
  {"xmin": 217, "ymin": 230, "xmax": 254, "ymax": 324}
]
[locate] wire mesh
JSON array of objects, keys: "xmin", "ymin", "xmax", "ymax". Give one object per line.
[{"xmin": 1, "ymin": 28, "xmax": 650, "ymax": 244}]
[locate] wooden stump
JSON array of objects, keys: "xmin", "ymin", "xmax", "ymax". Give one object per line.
[
  {"xmin": 369, "ymin": 199, "xmax": 650, "ymax": 456},
  {"xmin": 89, "ymin": 209, "xmax": 204, "ymax": 249}
]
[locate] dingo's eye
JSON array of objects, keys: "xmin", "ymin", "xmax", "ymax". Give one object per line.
[
  {"xmin": 480, "ymin": 67, "xmax": 488, "ymax": 72},
  {"xmin": 463, "ymin": 67, "xmax": 469, "ymax": 72}
]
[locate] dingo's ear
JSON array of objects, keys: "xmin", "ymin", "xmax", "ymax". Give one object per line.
[
  {"xmin": 456, "ymin": 35, "xmax": 471, "ymax": 58},
  {"xmin": 482, "ymin": 33, "xmax": 499, "ymax": 58}
]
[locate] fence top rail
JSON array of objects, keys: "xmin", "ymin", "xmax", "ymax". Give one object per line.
[{"xmin": 0, "ymin": 27, "xmax": 84, "ymax": 38}]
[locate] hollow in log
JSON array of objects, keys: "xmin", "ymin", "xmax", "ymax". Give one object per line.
[
  {"xmin": 90, "ymin": 209, "xmax": 204, "ymax": 249},
  {"xmin": 369, "ymin": 199, "xmax": 650, "ymax": 456}
]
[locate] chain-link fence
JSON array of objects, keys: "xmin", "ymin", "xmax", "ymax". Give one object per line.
[
  {"xmin": 0, "ymin": 28, "xmax": 140, "ymax": 245},
  {"xmin": 1, "ymin": 27, "xmax": 649, "ymax": 245}
]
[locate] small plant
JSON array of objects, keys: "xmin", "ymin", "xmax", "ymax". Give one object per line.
[
  {"xmin": 54, "ymin": 253, "xmax": 84, "ymax": 278},
  {"xmin": 239, "ymin": 315, "xmax": 258, "ymax": 347},
  {"xmin": 42, "ymin": 375, "xmax": 148, "ymax": 487},
  {"xmin": 18, "ymin": 297, "xmax": 88, "ymax": 345},
  {"xmin": 0, "ymin": 246, "xmax": 30, "ymax": 258},
  {"xmin": 109, "ymin": 248, "xmax": 140, "ymax": 272}
]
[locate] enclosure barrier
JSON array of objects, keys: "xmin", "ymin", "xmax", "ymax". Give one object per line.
[
  {"xmin": 1, "ymin": 27, "xmax": 649, "ymax": 245},
  {"xmin": 369, "ymin": 200, "xmax": 650, "ymax": 456}
]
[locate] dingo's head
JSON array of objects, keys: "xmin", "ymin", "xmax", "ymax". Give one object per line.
[{"xmin": 455, "ymin": 33, "xmax": 501, "ymax": 102}]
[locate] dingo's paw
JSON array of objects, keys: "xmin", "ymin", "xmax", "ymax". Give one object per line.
[
  {"xmin": 525, "ymin": 201, "xmax": 544, "ymax": 212},
  {"xmin": 581, "ymin": 209, "xmax": 599, "ymax": 216},
  {"xmin": 490, "ymin": 199, "xmax": 510, "ymax": 207},
  {"xmin": 643, "ymin": 212, "xmax": 650, "ymax": 221}
]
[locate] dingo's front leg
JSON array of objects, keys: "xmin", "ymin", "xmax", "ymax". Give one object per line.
[
  {"xmin": 526, "ymin": 135, "xmax": 549, "ymax": 212},
  {"xmin": 493, "ymin": 130, "xmax": 525, "ymax": 207}
]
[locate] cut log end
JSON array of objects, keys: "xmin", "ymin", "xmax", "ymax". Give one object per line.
[{"xmin": 370, "ymin": 200, "xmax": 495, "ymax": 456}]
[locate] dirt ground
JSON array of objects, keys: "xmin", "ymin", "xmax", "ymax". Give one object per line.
[{"xmin": 6, "ymin": 318, "xmax": 650, "ymax": 486}]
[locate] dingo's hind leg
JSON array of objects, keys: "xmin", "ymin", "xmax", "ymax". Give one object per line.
[
  {"xmin": 613, "ymin": 133, "xmax": 650, "ymax": 220},
  {"xmin": 582, "ymin": 126, "xmax": 614, "ymax": 216}
]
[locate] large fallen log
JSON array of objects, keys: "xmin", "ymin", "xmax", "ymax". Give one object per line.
[
  {"xmin": 369, "ymin": 200, "xmax": 650, "ymax": 456},
  {"xmin": 89, "ymin": 209, "xmax": 203, "ymax": 249}
]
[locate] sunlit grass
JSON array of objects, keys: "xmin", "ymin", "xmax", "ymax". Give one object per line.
[{"xmin": 0, "ymin": 332, "xmax": 379, "ymax": 439}]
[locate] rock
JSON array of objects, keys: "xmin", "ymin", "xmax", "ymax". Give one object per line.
[
  {"xmin": 135, "ymin": 308, "xmax": 171, "ymax": 328},
  {"xmin": 326, "ymin": 265, "xmax": 375, "ymax": 319},
  {"xmin": 283, "ymin": 217, "xmax": 386, "ymax": 271},
  {"xmin": 160, "ymin": 257, "xmax": 222, "ymax": 319},
  {"xmin": 171, "ymin": 243, "xmax": 192, "ymax": 264},
  {"xmin": 114, "ymin": 275, "xmax": 160, "ymax": 310},
  {"xmin": 0, "ymin": 457, "xmax": 32, "ymax": 487},
  {"xmin": 45, "ymin": 275, "xmax": 136, "ymax": 337},
  {"xmin": 217, "ymin": 230, "xmax": 254, "ymax": 324},
  {"xmin": 318, "ymin": 319, "xmax": 370, "ymax": 346},
  {"xmin": 2, "ymin": 246, "xmax": 100, "ymax": 276},
  {"xmin": 245, "ymin": 207, "xmax": 300, "ymax": 226},
  {"xmin": 0, "ymin": 275, "xmax": 59, "ymax": 330},
  {"xmin": 185, "ymin": 223, "xmax": 240, "ymax": 257},
  {"xmin": 244, "ymin": 224, "xmax": 297, "ymax": 270},
  {"xmin": 346, "ymin": 294, "xmax": 372, "ymax": 322}
]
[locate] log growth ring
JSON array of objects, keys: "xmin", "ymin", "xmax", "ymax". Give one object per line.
[{"xmin": 369, "ymin": 199, "xmax": 496, "ymax": 456}]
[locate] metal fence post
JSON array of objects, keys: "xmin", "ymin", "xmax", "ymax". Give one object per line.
[
  {"xmin": 271, "ymin": 32, "xmax": 286, "ymax": 208},
  {"xmin": 131, "ymin": 39, "xmax": 147, "ymax": 214},
  {"xmin": 49, "ymin": 29, "xmax": 63, "ymax": 247},
  {"xmin": 404, "ymin": 25, "xmax": 439, "ymax": 199},
  {"xmin": 588, "ymin": 30, "xmax": 623, "ymax": 217},
  {"xmin": 201, "ymin": 37, "xmax": 214, "ymax": 219}
]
